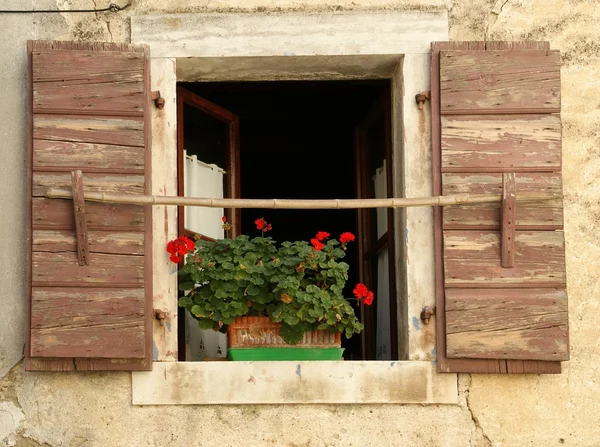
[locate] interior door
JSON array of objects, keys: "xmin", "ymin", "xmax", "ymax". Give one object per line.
[
  {"xmin": 354, "ymin": 92, "xmax": 398, "ymax": 360},
  {"xmin": 177, "ymin": 86, "xmax": 241, "ymax": 239},
  {"xmin": 176, "ymin": 87, "xmax": 241, "ymax": 360}
]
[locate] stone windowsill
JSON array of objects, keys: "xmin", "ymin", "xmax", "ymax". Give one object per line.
[{"xmin": 132, "ymin": 360, "xmax": 458, "ymax": 405}]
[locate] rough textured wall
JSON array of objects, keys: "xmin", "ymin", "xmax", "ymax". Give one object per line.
[{"xmin": 1, "ymin": 0, "xmax": 599, "ymax": 446}]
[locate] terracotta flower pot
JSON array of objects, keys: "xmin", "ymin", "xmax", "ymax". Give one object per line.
[{"xmin": 227, "ymin": 316, "xmax": 341, "ymax": 348}]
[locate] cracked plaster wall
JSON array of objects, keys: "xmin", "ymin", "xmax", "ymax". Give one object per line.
[{"xmin": 0, "ymin": 0, "xmax": 599, "ymax": 445}]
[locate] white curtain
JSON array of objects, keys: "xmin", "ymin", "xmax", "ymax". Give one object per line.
[
  {"xmin": 183, "ymin": 151, "xmax": 228, "ymax": 361},
  {"xmin": 373, "ymin": 160, "xmax": 391, "ymax": 360}
]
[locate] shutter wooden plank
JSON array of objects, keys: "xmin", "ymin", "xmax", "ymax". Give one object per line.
[
  {"xmin": 485, "ymin": 41, "xmax": 550, "ymax": 50},
  {"xmin": 33, "ymin": 173, "xmax": 144, "ymax": 197},
  {"xmin": 506, "ymin": 360, "xmax": 561, "ymax": 374},
  {"xmin": 32, "ymin": 251, "xmax": 144, "ymax": 287},
  {"xmin": 32, "ymin": 49, "xmax": 144, "ymax": 83},
  {"xmin": 441, "ymin": 115, "xmax": 561, "ymax": 170},
  {"xmin": 440, "ymin": 50, "xmax": 561, "ymax": 114},
  {"xmin": 30, "ymin": 288, "xmax": 145, "ymax": 358},
  {"xmin": 444, "ymin": 230, "xmax": 566, "ymax": 286},
  {"xmin": 34, "ymin": 115, "xmax": 144, "ymax": 147},
  {"xmin": 34, "ymin": 82, "xmax": 144, "ymax": 116},
  {"xmin": 446, "ymin": 289, "xmax": 568, "ymax": 360},
  {"xmin": 34, "ymin": 140, "xmax": 144, "ymax": 171},
  {"xmin": 32, "ymin": 198, "xmax": 144, "ymax": 230},
  {"xmin": 33, "ymin": 230, "xmax": 143, "ymax": 255},
  {"xmin": 26, "ymin": 357, "xmax": 152, "ymax": 372},
  {"xmin": 443, "ymin": 173, "xmax": 563, "ymax": 228}
]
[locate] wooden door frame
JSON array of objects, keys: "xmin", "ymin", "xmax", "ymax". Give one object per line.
[{"xmin": 354, "ymin": 90, "xmax": 399, "ymax": 360}]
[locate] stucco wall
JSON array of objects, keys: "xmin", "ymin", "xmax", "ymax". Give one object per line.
[{"xmin": 1, "ymin": 0, "xmax": 599, "ymax": 446}]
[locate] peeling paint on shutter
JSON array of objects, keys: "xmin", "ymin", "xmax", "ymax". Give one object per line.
[
  {"xmin": 432, "ymin": 41, "xmax": 568, "ymax": 374},
  {"xmin": 26, "ymin": 41, "xmax": 153, "ymax": 371}
]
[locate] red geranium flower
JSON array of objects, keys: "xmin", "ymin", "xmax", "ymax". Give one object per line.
[
  {"xmin": 169, "ymin": 253, "xmax": 183, "ymax": 264},
  {"xmin": 222, "ymin": 216, "xmax": 232, "ymax": 231},
  {"xmin": 166, "ymin": 236, "xmax": 195, "ymax": 263},
  {"xmin": 339, "ymin": 232, "xmax": 355, "ymax": 244},
  {"xmin": 310, "ymin": 238, "xmax": 325, "ymax": 251},
  {"xmin": 353, "ymin": 283, "xmax": 374, "ymax": 306},
  {"xmin": 353, "ymin": 283, "xmax": 369, "ymax": 299},
  {"xmin": 255, "ymin": 218, "xmax": 272, "ymax": 233},
  {"xmin": 255, "ymin": 218, "xmax": 267, "ymax": 230},
  {"xmin": 183, "ymin": 236, "xmax": 194, "ymax": 251},
  {"xmin": 315, "ymin": 231, "xmax": 330, "ymax": 241}
]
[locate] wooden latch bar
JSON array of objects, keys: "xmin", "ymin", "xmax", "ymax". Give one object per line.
[
  {"xmin": 71, "ymin": 170, "xmax": 90, "ymax": 266},
  {"xmin": 501, "ymin": 172, "xmax": 516, "ymax": 268}
]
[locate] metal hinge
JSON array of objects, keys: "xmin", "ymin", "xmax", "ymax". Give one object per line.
[
  {"xmin": 415, "ymin": 91, "xmax": 431, "ymax": 110},
  {"xmin": 151, "ymin": 91, "xmax": 165, "ymax": 110},
  {"xmin": 154, "ymin": 309, "xmax": 171, "ymax": 327},
  {"xmin": 420, "ymin": 305, "xmax": 436, "ymax": 324}
]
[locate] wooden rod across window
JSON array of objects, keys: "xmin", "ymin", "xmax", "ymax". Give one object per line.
[{"xmin": 45, "ymin": 189, "xmax": 559, "ymax": 209}]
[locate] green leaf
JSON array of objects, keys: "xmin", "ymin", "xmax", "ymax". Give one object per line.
[
  {"xmin": 190, "ymin": 305, "xmax": 205, "ymax": 317},
  {"xmin": 279, "ymin": 324, "xmax": 305, "ymax": 344},
  {"xmin": 178, "ymin": 296, "xmax": 193, "ymax": 307},
  {"xmin": 197, "ymin": 318, "xmax": 215, "ymax": 330},
  {"xmin": 179, "ymin": 281, "xmax": 195, "ymax": 291},
  {"xmin": 284, "ymin": 314, "xmax": 300, "ymax": 326},
  {"xmin": 246, "ymin": 284, "xmax": 260, "ymax": 296},
  {"xmin": 214, "ymin": 288, "xmax": 228, "ymax": 299}
]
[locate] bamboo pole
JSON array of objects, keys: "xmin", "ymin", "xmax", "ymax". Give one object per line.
[{"xmin": 45, "ymin": 188, "xmax": 559, "ymax": 209}]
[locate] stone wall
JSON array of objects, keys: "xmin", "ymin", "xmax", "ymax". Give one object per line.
[{"xmin": 1, "ymin": 0, "xmax": 599, "ymax": 445}]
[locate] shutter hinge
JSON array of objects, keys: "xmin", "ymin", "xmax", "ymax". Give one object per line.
[
  {"xmin": 420, "ymin": 305, "xmax": 436, "ymax": 324},
  {"xmin": 415, "ymin": 91, "xmax": 431, "ymax": 110},
  {"xmin": 151, "ymin": 91, "xmax": 165, "ymax": 110},
  {"xmin": 154, "ymin": 309, "xmax": 171, "ymax": 327}
]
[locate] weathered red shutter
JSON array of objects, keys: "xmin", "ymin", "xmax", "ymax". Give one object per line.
[
  {"xmin": 26, "ymin": 41, "xmax": 152, "ymax": 371},
  {"xmin": 432, "ymin": 41, "xmax": 568, "ymax": 374}
]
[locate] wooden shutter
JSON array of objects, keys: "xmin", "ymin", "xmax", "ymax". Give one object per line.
[
  {"xmin": 432, "ymin": 41, "xmax": 568, "ymax": 374},
  {"xmin": 26, "ymin": 41, "xmax": 152, "ymax": 371}
]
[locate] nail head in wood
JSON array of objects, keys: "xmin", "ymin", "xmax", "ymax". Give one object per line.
[
  {"xmin": 71, "ymin": 170, "xmax": 90, "ymax": 266},
  {"xmin": 501, "ymin": 172, "xmax": 517, "ymax": 268}
]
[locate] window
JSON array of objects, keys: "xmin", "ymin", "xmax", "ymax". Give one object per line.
[{"xmin": 176, "ymin": 80, "xmax": 400, "ymax": 361}]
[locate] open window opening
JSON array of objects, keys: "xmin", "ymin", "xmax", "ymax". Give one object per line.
[{"xmin": 177, "ymin": 80, "xmax": 399, "ymax": 361}]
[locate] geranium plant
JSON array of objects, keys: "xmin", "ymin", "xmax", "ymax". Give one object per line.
[{"xmin": 169, "ymin": 218, "xmax": 373, "ymax": 344}]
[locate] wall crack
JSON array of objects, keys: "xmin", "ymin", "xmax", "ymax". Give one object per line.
[
  {"xmin": 91, "ymin": 0, "xmax": 113, "ymax": 41},
  {"xmin": 491, "ymin": 0, "xmax": 509, "ymax": 15},
  {"xmin": 486, "ymin": 0, "xmax": 509, "ymax": 41},
  {"xmin": 461, "ymin": 374, "xmax": 493, "ymax": 447}
]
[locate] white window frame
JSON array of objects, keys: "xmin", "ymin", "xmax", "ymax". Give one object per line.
[{"xmin": 131, "ymin": 10, "xmax": 458, "ymax": 405}]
